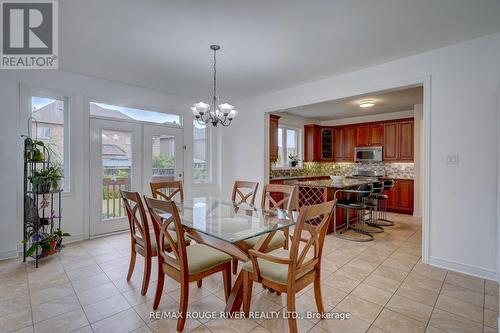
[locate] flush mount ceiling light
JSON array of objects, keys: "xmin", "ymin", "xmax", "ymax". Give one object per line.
[
  {"xmin": 191, "ymin": 45, "xmax": 238, "ymax": 127},
  {"xmin": 359, "ymin": 100, "xmax": 375, "ymax": 108}
]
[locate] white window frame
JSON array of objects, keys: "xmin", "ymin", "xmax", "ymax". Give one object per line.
[
  {"xmin": 192, "ymin": 118, "xmax": 212, "ymax": 184},
  {"xmin": 25, "ymin": 88, "xmax": 71, "ymax": 193},
  {"xmin": 273, "ymin": 125, "xmax": 302, "ymax": 169}
]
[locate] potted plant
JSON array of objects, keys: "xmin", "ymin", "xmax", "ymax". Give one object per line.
[
  {"xmin": 288, "ymin": 154, "xmax": 300, "ymax": 168},
  {"xmin": 52, "ymin": 228, "xmax": 70, "ymax": 248},
  {"xmin": 29, "ymin": 165, "xmax": 63, "ymax": 193},
  {"xmin": 22, "ymin": 136, "xmax": 46, "ymax": 162}
]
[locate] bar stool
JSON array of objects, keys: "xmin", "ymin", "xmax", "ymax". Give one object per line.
[
  {"xmin": 333, "ymin": 184, "xmax": 374, "ymax": 242},
  {"xmin": 372, "ymin": 179, "xmax": 395, "ymax": 227},
  {"xmin": 361, "ymin": 181, "xmax": 385, "ymax": 234}
]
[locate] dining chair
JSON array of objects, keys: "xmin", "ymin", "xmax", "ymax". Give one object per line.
[
  {"xmin": 144, "ymin": 196, "xmax": 232, "ymax": 332},
  {"xmin": 121, "ymin": 190, "xmax": 191, "ymax": 296},
  {"xmin": 241, "ymin": 199, "xmax": 336, "ymax": 333},
  {"xmin": 120, "ymin": 190, "xmax": 156, "ymax": 296},
  {"xmin": 231, "ymin": 180, "xmax": 259, "ymax": 206},
  {"xmin": 231, "ymin": 184, "xmax": 297, "ymax": 274},
  {"xmin": 150, "ymin": 180, "xmax": 184, "ymax": 201}
]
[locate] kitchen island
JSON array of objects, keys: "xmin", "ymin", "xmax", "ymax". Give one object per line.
[{"xmin": 295, "ymin": 177, "xmax": 377, "ymax": 233}]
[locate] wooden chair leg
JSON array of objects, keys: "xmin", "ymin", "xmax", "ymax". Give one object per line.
[
  {"xmin": 287, "ymin": 292, "xmax": 298, "ymax": 333},
  {"xmin": 222, "ymin": 263, "xmax": 232, "ymax": 301},
  {"xmin": 153, "ymin": 271, "xmax": 164, "ymax": 310},
  {"xmin": 197, "ymin": 280, "xmax": 202, "ymax": 288},
  {"xmin": 141, "ymin": 254, "xmax": 152, "ymax": 295},
  {"xmin": 242, "ymin": 270, "xmax": 253, "ymax": 317},
  {"xmin": 283, "ymin": 228, "xmax": 289, "ymax": 250},
  {"xmin": 313, "ymin": 272, "xmax": 325, "ymax": 315},
  {"xmin": 127, "ymin": 247, "xmax": 136, "ymax": 281},
  {"xmin": 232, "ymin": 258, "xmax": 238, "ymax": 275},
  {"xmin": 177, "ymin": 280, "xmax": 189, "ymax": 332}
]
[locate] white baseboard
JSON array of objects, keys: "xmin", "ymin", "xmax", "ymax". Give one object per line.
[
  {"xmin": 429, "ymin": 256, "xmax": 497, "ymax": 281},
  {"xmin": 0, "ymin": 249, "xmax": 19, "ymax": 260}
]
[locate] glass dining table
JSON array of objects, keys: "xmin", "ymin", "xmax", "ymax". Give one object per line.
[{"xmin": 165, "ymin": 196, "xmax": 299, "ymax": 312}]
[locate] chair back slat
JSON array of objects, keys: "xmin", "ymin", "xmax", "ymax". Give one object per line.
[
  {"xmin": 144, "ymin": 197, "xmax": 188, "ymax": 272},
  {"xmin": 288, "ymin": 200, "xmax": 336, "ymax": 281},
  {"xmin": 231, "ymin": 180, "xmax": 259, "ymax": 205},
  {"xmin": 150, "ymin": 181, "xmax": 184, "ymax": 201},
  {"xmin": 120, "ymin": 190, "xmax": 151, "ymax": 248},
  {"xmin": 261, "ymin": 184, "xmax": 297, "ymax": 211}
]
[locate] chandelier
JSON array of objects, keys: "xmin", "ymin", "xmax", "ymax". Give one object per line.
[{"xmin": 191, "ymin": 45, "xmax": 238, "ymax": 127}]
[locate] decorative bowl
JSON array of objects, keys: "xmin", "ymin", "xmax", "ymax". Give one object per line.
[{"xmin": 330, "ymin": 175, "xmax": 344, "ymax": 182}]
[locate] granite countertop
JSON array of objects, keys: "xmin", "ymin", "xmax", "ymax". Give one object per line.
[
  {"xmin": 296, "ymin": 177, "xmax": 378, "ymax": 189},
  {"xmin": 270, "ymin": 175, "xmax": 330, "ymax": 181}
]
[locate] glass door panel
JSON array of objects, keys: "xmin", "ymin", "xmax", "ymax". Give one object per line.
[
  {"xmin": 101, "ymin": 129, "xmax": 132, "ymax": 220},
  {"xmin": 90, "ymin": 119, "xmax": 141, "ymax": 236},
  {"xmin": 143, "ymin": 125, "xmax": 183, "ymax": 196},
  {"xmin": 152, "ymin": 134, "xmax": 176, "ymax": 183}
]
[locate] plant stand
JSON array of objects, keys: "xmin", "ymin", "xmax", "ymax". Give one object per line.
[{"xmin": 23, "ymin": 137, "xmax": 63, "ymax": 268}]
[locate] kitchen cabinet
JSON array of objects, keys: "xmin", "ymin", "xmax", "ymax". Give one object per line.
[
  {"xmin": 303, "ymin": 118, "xmax": 413, "ymax": 163},
  {"xmin": 369, "ymin": 124, "xmax": 384, "ymax": 146},
  {"xmin": 357, "ymin": 124, "xmax": 383, "ymax": 147},
  {"xmin": 383, "ymin": 122, "xmax": 399, "ymax": 160},
  {"xmin": 304, "ymin": 125, "xmax": 320, "ymax": 162},
  {"xmin": 383, "ymin": 120, "xmax": 414, "ymax": 161},
  {"xmin": 343, "ymin": 126, "xmax": 356, "ymax": 161},
  {"xmin": 320, "ymin": 128, "xmax": 334, "ymax": 161},
  {"xmin": 304, "ymin": 125, "xmax": 334, "ymax": 162},
  {"xmin": 356, "ymin": 125, "xmax": 370, "ymax": 147},
  {"xmin": 269, "ymin": 114, "xmax": 280, "ymax": 162},
  {"xmin": 386, "ymin": 179, "xmax": 414, "ymax": 215},
  {"xmin": 398, "ymin": 121, "xmax": 414, "ymax": 160},
  {"xmin": 333, "ymin": 128, "xmax": 344, "ymax": 160}
]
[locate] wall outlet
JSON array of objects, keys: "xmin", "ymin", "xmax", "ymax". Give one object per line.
[{"xmin": 446, "ymin": 154, "xmax": 459, "ymax": 165}]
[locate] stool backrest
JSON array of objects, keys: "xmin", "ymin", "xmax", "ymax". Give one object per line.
[
  {"xmin": 383, "ymin": 179, "xmax": 395, "ymax": 191},
  {"xmin": 372, "ymin": 181, "xmax": 384, "ymax": 194}
]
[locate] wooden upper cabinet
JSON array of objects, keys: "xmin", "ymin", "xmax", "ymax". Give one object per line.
[
  {"xmin": 369, "ymin": 124, "xmax": 384, "ymax": 146},
  {"xmin": 302, "ymin": 119, "xmax": 413, "ymax": 163},
  {"xmin": 383, "ymin": 122, "xmax": 399, "ymax": 160},
  {"xmin": 398, "ymin": 121, "xmax": 414, "ymax": 160},
  {"xmin": 343, "ymin": 127, "xmax": 356, "ymax": 161},
  {"xmin": 304, "ymin": 124, "xmax": 321, "ymax": 162},
  {"xmin": 269, "ymin": 114, "xmax": 280, "ymax": 162},
  {"xmin": 355, "ymin": 125, "xmax": 370, "ymax": 147},
  {"xmin": 333, "ymin": 127, "xmax": 344, "ymax": 160},
  {"xmin": 320, "ymin": 128, "xmax": 334, "ymax": 161}
]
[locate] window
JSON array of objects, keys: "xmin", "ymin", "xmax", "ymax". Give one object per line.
[
  {"xmin": 89, "ymin": 102, "xmax": 181, "ymax": 126},
  {"xmin": 275, "ymin": 126, "xmax": 300, "ymax": 168},
  {"xmin": 193, "ymin": 120, "xmax": 209, "ymax": 183},
  {"xmin": 36, "ymin": 126, "xmax": 51, "ymax": 139},
  {"xmin": 31, "ymin": 96, "xmax": 69, "ymax": 190}
]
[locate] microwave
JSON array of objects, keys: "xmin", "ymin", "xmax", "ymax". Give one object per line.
[{"xmin": 354, "ymin": 146, "xmax": 383, "ymax": 162}]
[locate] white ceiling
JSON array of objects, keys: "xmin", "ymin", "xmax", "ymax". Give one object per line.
[
  {"xmin": 280, "ymin": 86, "xmax": 423, "ymax": 120},
  {"xmin": 60, "ymin": 0, "xmax": 500, "ymax": 101}
]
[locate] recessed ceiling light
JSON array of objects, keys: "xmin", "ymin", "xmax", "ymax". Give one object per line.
[{"xmin": 359, "ymin": 100, "xmax": 375, "ymax": 108}]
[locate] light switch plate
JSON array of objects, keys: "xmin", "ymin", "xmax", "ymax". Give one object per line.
[{"xmin": 446, "ymin": 154, "xmax": 459, "ymax": 165}]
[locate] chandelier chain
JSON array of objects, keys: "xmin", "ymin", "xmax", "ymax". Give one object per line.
[{"xmin": 213, "ymin": 47, "xmax": 217, "ymax": 105}]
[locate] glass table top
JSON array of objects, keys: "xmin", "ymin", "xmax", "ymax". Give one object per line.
[{"xmin": 159, "ymin": 196, "xmax": 298, "ymax": 244}]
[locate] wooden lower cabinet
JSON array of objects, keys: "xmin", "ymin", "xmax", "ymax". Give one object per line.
[{"xmin": 386, "ymin": 179, "xmax": 414, "ymax": 215}]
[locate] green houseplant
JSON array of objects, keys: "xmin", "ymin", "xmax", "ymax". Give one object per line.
[
  {"xmin": 29, "ymin": 165, "xmax": 63, "ymax": 193},
  {"xmin": 22, "ymin": 136, "xmax": 46, "ymax": 162}
]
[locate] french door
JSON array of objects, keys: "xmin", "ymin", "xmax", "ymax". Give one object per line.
[{"xmin": 89, "ymin": 118, "xmax": 183, "ymax": 236}]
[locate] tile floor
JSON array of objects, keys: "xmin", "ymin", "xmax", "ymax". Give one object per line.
[{"xmin": 0, "ymin": 213, "xmax": 498, "ymax": 333}]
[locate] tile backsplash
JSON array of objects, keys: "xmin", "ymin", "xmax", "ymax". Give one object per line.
[{"xmin": 270, "ymin": 162, "xmax": 414, "ymax": 179}]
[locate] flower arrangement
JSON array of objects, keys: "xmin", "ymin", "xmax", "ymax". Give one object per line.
[{"xmin": 288, "ymin": 154, "xmax": 301, "ymax": 167}]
